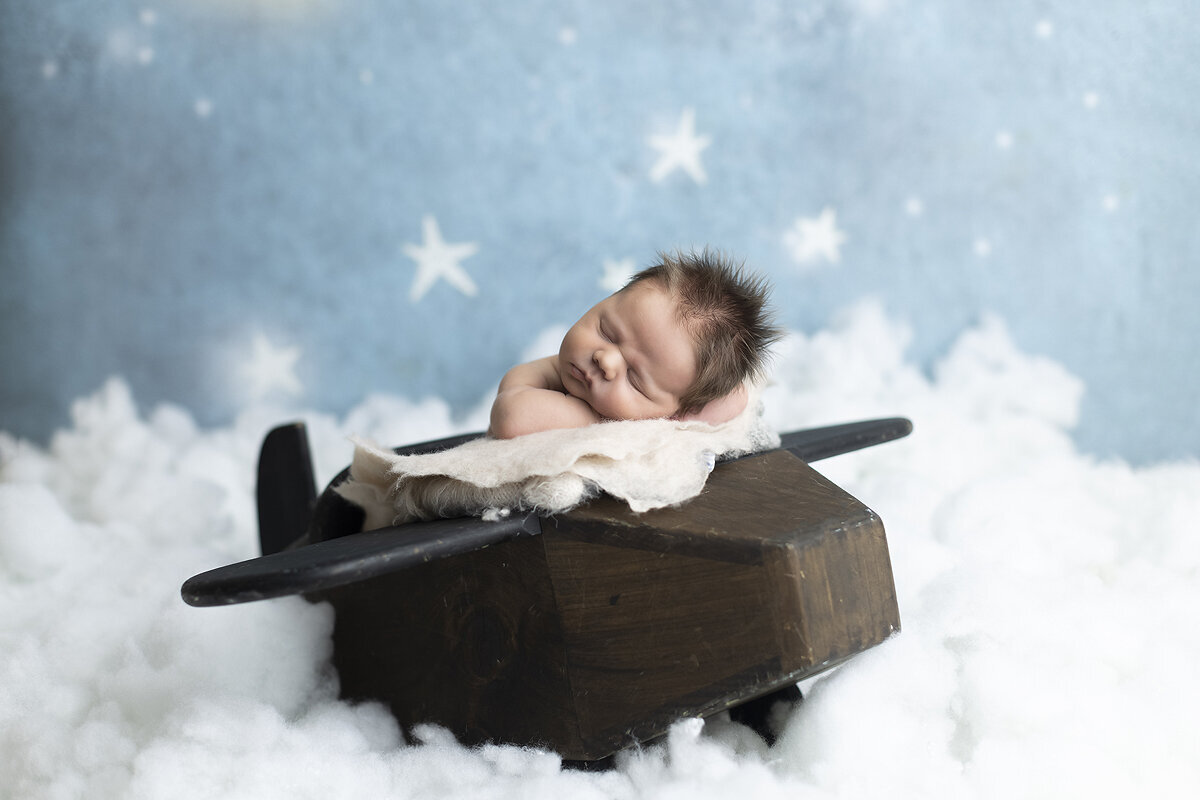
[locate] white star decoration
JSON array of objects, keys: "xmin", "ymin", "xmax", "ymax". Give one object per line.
[
  {"xmin": 649, "ymin": 108, "xmax": 711, "ymax": 185},
  {"xmin": 242, "ymin": 333, "xmax": 302, "ymax": 400},
  {"xmin": 599, "ymin": 257, "xmax": 635, "ymax": 292},
  {"xmin": 403, "ymin": 215, "xmax": 479, "ymax": 303},
  {"xmin": 783, "ymin": 208, "xmax": 847, "ymax": 267}
]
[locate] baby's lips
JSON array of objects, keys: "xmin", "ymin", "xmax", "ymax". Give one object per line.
[{"xmin": 570, "ymin": 362, "xmax": 591, "ymax": 387}]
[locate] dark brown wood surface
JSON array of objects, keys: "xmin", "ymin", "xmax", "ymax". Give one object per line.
[
  {"xmin": 319, "ymin": 449, "xmax": 899, "ymax": 761},
  {"xmin": 543, "ymin": 449, "xmax": 899, "ymax": 755},
  {"xmin": 324, "ymin": 533, "xmax": 578, "ymax": 752}
]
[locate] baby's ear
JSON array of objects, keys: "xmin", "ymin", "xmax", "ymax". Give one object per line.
[{"xmin": 674, "ymin": 384, "xmax": 748, "ymax": 425}]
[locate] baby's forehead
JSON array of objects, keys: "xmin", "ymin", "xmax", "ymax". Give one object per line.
[
  {"xmin": 612, "ymin": 283, "xmax": 700, "ymax": 368},
  {"xmin": 605, "ymin": 281, "xmax": 676, "ymax": 322}
]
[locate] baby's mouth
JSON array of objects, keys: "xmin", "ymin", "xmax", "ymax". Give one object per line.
[{"xmin": 570, "ymin": 362, "xmax": 591, "ymax": 388}]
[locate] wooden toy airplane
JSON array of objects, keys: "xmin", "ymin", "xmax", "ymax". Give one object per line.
[{"xmin": 182, "ymin": 417, "xmax": 910, "ymax": 761}]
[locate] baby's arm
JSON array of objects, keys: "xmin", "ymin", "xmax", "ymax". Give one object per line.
[{"xmin": 489, "ymin": 356, "xmax": 602, "ymax": 439}]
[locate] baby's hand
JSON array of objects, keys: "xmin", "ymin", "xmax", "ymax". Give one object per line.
[{"xmin": 675, "ymin": 384, "xmax": 748, "ymax": 426}]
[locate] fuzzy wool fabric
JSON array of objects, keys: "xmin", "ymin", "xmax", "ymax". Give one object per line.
[{"xmin": 334, "ymin": 384, "xmax": 778, "ymax": 529}]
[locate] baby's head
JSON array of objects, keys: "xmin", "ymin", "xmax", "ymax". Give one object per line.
[{"xmin": 557, "ymin": 249, "xmax": 781, "ymax": 421}]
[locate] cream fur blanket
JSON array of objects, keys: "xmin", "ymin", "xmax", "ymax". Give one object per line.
[{"xmin": 334, "ymin": 385, "xmax": 778, "ymax": 530}]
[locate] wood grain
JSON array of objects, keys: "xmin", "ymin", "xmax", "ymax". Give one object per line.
[{"xmin": 318, "ymin": 449, "xmax": 900, "ymax": 760}]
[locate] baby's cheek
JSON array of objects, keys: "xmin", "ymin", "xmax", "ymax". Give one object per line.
[
  {"xmin": 593, "ymin": 401, "xmax": 618, "ymax": 421},
  {"xmin": 590, "ymin": 394, "xmax": 623, "ymax": 421}
]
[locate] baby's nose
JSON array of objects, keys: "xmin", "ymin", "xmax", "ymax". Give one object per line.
[{"xmin": 593, "ymin": 348, "xmax": 620, "ymax": 380}]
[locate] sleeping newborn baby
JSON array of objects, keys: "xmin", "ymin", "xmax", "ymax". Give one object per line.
[
  {"xmin": 337, "ymin": 249, "xmax": 781, "ymax": 527},
  {"xmin": 489, "ymin": 249, "xmax": 782, "ymax": 438}
]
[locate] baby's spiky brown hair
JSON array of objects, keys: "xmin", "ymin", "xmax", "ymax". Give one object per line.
[{"xmin": 624, "ymin": 248, "xmax": 782, "ymax": 416}]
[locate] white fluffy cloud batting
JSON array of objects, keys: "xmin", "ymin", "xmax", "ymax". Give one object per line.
[{"xmin": 2, "ymin": 301, "xmax": 1197, "ymax": 798}]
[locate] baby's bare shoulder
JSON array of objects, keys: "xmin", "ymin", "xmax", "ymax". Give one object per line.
[
  {"xmin": 489, "ymin": 385, "xmax": 601, "ymax": 439},
  {"xmin": 498, "ymin": 356, "xmax": 563, "ymax": 393}
]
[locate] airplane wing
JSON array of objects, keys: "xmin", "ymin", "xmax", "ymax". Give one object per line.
[
  {"xmin": 181, "ymin": 417, "xmax": 912, "ymax": 607},
  {"xmin": 182, "ymin": 512, "xmax": 542, "ymax": 607}
]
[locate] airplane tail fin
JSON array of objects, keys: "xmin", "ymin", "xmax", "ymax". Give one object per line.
[{"xmin": 256, "ymin": 422, "xmax": 317, "ymax": 556}]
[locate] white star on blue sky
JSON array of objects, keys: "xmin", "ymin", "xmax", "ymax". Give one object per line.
[
  {"xmin": 240, "ymin": 333, "xmax": 302, "ymax": 401},
  {"xmin": 403, "ymin": 215, "xmax": 480, "ymax": 303},
  {"xmin": 648, "ymin": 108, "xmax": 711, "ymax": 185},
  {"xmin": 783, "ymin": 208, "xmax": 848, "ymax": 268}
]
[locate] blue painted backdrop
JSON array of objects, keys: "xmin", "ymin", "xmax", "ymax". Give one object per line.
[{"xmin": 2, "ymin": 0, "xmax": 1198, "ymax": 463}]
